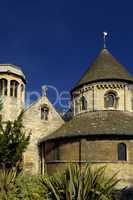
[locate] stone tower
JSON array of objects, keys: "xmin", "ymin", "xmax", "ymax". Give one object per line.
[
  {"xmin": 0, "ymin": 64, "xmax": 25, "ymax": 121},
  {"xmin": 41, "ymin": 48, "xmax": 133, "ymax": 187},
  {"xmin": 71, "ymin": 49, "xmax": 133, "ymax": 114}
]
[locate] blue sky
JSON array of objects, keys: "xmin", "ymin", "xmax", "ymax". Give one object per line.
[{"xmin": 0, "ymin": 0, "xmax": 133, "ymax": 110}]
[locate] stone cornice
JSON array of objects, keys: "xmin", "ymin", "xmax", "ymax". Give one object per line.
[{"xmin": 72, "ymin": 81, "xmax": 130, "ymax": 97}]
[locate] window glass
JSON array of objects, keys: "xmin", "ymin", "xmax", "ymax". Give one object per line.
[
  {"xmin": 118, "ymin": 143, "xmax": 127, "ymax": 161},
  {"xmin": 41, "ymin": 106, "xmax": 49, "ymax": 120},
  {"xmin": 104, "ymin": 91, "xmax": 118, "ymax": 108},
  {"xmin": 0, "ymin": 79, "xmax": 7, "ymax": 96},
  {"xmin": 80, "ymin": 96, "xmax": 88, "ymax": 111},
  {"xmin": 10, "ymin": 80, "xmax": 19, "ymax": 97}
]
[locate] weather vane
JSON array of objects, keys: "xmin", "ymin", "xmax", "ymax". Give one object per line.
[
  {"xmin": 42, "ymin": 85, "xmax": 48, "ymax": 96},
  {"xmin": 103, "ymin": 32, "xmax": 108, "ymax": 49}
]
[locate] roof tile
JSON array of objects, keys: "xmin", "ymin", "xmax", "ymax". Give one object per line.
[{"xmin": 74, "ymin": 49, "xmax": 133, "ymax": 89}]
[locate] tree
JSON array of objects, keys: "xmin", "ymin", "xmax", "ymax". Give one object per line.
[
  {"xmin": 41, "ymin": 164, "xmax": 119, "ymax": 200},
  {"xmin": 0, "ymin": 112, "xmax": 31, "ymax": 169}
]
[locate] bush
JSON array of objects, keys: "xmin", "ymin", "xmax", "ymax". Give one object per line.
[
  {"xmin": 0, "ymin": 167, "xmax": 17, "ymax": 200},
  {"xmin": 0, "ymin": 164, "xmax": 120, "ymax": 200},
  {"xmin": 41, "ymin": 164, "xmax": 119, "ymax": 200},
  {"xmin": 0, "ymin": 175, "xmax": 45, "ymax": 200},
  {"xmin": 6, "ymin": 175, "xmax": 45, "ymax": 200},
  {"xmin": 0, "ymin": 112, "xmax": 31, "ymax": 169}
]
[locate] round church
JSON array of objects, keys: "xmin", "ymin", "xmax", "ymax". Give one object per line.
[{"xmin": 40, "ymin": 48, "xmax": 133, "ymax": 187}]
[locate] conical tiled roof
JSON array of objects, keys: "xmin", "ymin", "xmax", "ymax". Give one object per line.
[
  {"xmin": 74, "ymin": 48, "xmax": 133, "ymax": 89},
  {"xmin": 42, "ymin": 111, "xmax": 133, "ymax": 141}
]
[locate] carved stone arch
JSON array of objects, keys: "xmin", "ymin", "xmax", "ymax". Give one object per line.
[
  {"xmin": 80, "ymin": 95, "xmax": 88, "ymax": 111},
  {"xmin": 10, "ymin": 80, "xmax": 19, "ymax": 97},
  {"xmin": 0, "ymin": 78, "xmax": 8, "ymax": 96},
  {"xmin": 104, "ymin": 90, "xmax": 119, "ymax": 109},
  {"xmin": 40, "ymin": 104, "xmax": 49, "ymax": 120},
  {"xmin": 21, "ymin": 84, "xmax": 24, "ymax": 92}
]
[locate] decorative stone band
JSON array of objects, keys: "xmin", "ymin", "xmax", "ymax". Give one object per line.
[
  {"xmin": 96, "ymin": 83, "xmax": 125, "ymax": 89},
  {"xmin": 72, "ymin": 82, "xmax": 130, "ymax": 98},
  {"xmin": 72, "ymin": 86, "xmax": 93, "ymax": 97}
]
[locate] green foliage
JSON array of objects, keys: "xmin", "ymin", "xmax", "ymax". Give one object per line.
[
  {"xmin": 0, "ymin": 112, "xmax": 31, "ymax": 168},
  {"xmin": 0, "ymin": 164, "xmax": 120, "ymax": 200},
  {"xmin": 41, "ymin": 164, "xmax": 119, "ymax": 200},
  {"xmin": 0, "ymin": 167, "xmax": 18, "ymax": 200},
  {"xmin": 0, "ymin": 169, "xmax": 44, "ymax": 200},
  {"xmin": 7, "ymin": 175, "xmax": 45, "ymax": 200}
]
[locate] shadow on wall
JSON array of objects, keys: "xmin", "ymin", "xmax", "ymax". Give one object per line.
[{"xmin": 120, "ymin": 187, "xmax": 133, "ymax": 200}]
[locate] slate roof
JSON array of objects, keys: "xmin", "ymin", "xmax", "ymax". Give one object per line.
[
  {"xmin": 73, "ymin": 49, "xmax": 133, "ymax": 90},
  {"xmin": 42, "ymin": 110, "xmax": 133, "ymax": 141}
]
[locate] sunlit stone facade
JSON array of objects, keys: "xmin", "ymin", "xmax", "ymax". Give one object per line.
[
  {"xmin": 72, "ymin": 81, "xmax": 133, "ymax": 115},
  {"xmin": 2, "ymin": 48, "xmax": 133, "ymax": 188},
  {"xmin": 41, "ymin": 48, "xmax": 133, "ymax": 188}
]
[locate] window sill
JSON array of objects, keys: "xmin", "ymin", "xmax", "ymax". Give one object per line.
[{"xmin": 105, "ymin": 107, "xmax": 117, "ymax": 110}]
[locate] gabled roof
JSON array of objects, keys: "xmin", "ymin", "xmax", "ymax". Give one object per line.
[
  {"xmin": 42, "ymin": 110, "xmax": 133, "ymax": 142},
  {"xmin": 73, "ymin": 49, "xmax": 133, "ymax": 90}
]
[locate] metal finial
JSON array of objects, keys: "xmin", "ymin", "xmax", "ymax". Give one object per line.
[
  {"xmin": 42, "ymin": 85, "xmax": 48, "ymax": 96},
  {"xmin": 103, "ymin": 32, "xmax": 108, "ymax": 48}
]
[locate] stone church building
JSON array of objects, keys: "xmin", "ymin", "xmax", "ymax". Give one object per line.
[{"xmin": 0, "ymin": 48, "xmax": 133, "ymax": 187}]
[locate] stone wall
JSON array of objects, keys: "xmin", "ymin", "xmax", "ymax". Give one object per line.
[
  {"xmin": 0, "ymin": 73, "xmax": 25, "ymax": 121},
  {"xmin": 0, "ymin": 66, "xmax": 64, "ymax": 175},
  {"xmin": 82, "ymin": 139, "xmax": 133, "ymax": 161},
  {"xmin": 72, "ymin": 81, "xmax": 133, "ymax": 115},
  {"xmin": 44, "ymin": 137, "xmax": 133, "ymax": 187},
  {"xmin": 23, "ymin": 96, "xmax": 64, "ymax": 174}
]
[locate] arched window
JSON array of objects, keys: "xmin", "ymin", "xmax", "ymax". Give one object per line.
[
  {"xmin": 41, "ymin": 105, "xmax": 49, "ymax": 120},
  {"xmin": 10, "ymin": 80, "xmax": 19, "ymax": 97},
  {"xmin": 0, "ymin": 79, "xmax": 7, "ymax": 96},
  {"xmin": 80, "ymin": 96, "xmax": 88, "ymax": 111},
  {"xmin": 118, "ymin": 143, "xmax": 127, "ymax": 161},
  {"xmin": 104, "ymin": 91, "xmax": 118, "ymax": 109}
]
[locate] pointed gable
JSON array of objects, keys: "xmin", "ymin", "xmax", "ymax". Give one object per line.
[{"xmin": 23, "ymin": 96, "xmax": 64, "ymax": 140}]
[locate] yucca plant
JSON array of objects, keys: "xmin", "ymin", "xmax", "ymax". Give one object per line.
[
  {"xmin": 0, "ymin": 167, "xmax": 18, "ymax": 200},
  {"xmin": 41, "ymin": 164, "xmax": 119, "ymax": 200}
]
